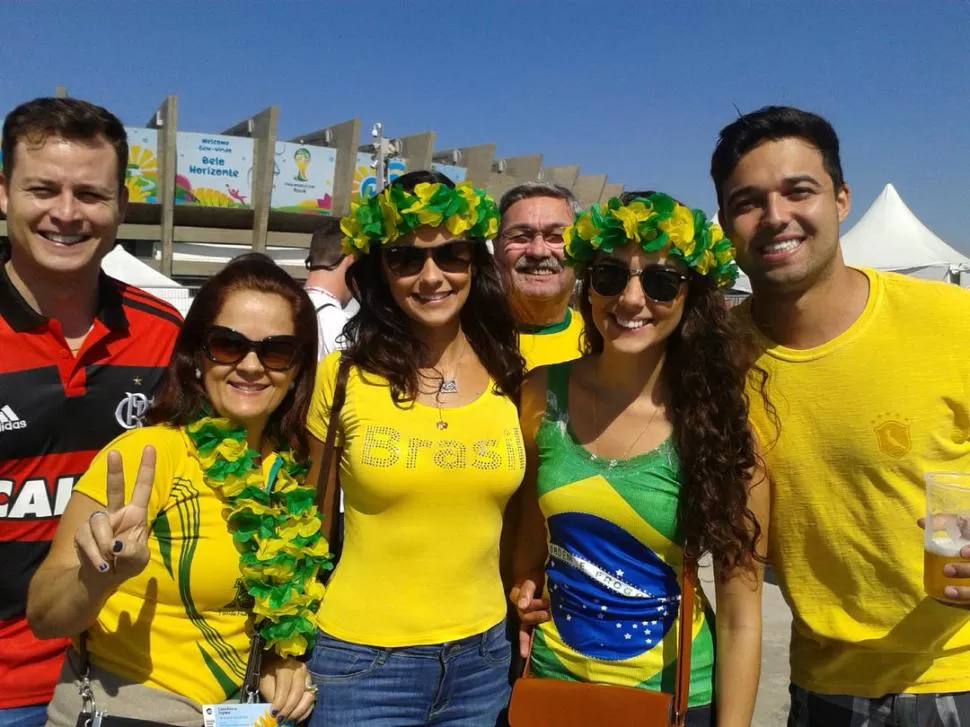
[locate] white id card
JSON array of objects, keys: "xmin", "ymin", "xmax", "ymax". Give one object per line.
[{"xmin": 202, "ymin": 703, "xmax": 275, "ymax": 727}]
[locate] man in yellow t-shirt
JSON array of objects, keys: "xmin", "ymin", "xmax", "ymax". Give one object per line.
[
  {"xmin": 495, "ymin": 183, "xmax": 584, "ymax": 370},
  {"xmin": 712, "ymin": 105, "xmax": 970, "ymax": 725}
]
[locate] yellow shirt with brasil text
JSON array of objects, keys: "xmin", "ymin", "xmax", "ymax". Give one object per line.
[
  {"xmin": 739, "ymin": 268, "xmax": 970, "ymax": 696},
  {"xmin": 307, "ymin": 352, "xmax": 525, "ymax": 646},
  {"xmin": 72, "ymin": 425, "xmax": 274, "ymax": 705},
  {"xmin": 518, "ymin": 307, "xmax": 584, "ymax": 371}
]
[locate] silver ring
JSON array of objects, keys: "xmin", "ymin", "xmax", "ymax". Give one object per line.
[{"xmin": 88, "ymin": 510, "xmax": 109, "ymax": 521}]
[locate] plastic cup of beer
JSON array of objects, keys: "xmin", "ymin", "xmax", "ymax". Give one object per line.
[{"xmin": 924, "ymin": 471, "xmax": 970, "ymax": 605}]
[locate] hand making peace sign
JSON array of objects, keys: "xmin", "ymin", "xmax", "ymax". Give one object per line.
[{"xmin": 73, "ymin": 445, "xmax": 156, "ymax": 582}]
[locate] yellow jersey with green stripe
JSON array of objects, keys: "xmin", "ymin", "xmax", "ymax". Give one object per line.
[
  {"xmin": 518, "ymin": 307, "xmax": 584, "ymax": 371},
  {"xmin": 530, "ymin": 363, "xmax": 714, "ymax": 707},
  {"xmin": 71, "ymin": 425, "xmax": 281, "ymax": 705}
]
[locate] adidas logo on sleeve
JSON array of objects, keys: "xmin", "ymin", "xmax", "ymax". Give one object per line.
[{"xmin": 0, "ymin": 405, "xmax": 27, "ymax": 432}]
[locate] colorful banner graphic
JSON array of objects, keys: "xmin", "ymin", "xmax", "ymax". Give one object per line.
[
  {"xmin": 176, "ymin": 131, "xmax": 253, "ymax": 208},
  {"xmin": 271, "ymin": 141, "xmax": 336, "ymax": 215},
  {"xmin": 431, "ymin": 163, "xmax": 467, "ymax": 183},
  {"xmin": 124, "ymin": 127, "xmax": 159, "ymax": 204},
  {"xmin": 352, "ymin": 152, "xmax": 406, "ymax": 200}
]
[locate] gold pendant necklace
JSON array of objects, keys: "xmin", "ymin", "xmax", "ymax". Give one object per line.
[{"xmin": 427, "ymin": 336, "xmax": 467, "ymax": 431}]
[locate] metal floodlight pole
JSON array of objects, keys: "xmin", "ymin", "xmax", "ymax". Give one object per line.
[
  {"xmin": 371, "ymin": 122, "xmax": 386, "ymax": 191},
  {"xmin": 369, "ymin": 121, "xmax": 404, "ymax": 193}
]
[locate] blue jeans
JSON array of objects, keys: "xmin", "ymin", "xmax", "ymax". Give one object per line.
[
  {"xmin": 308, "ymin": 620, "xmax": 511, "ymax": 727},
  {"xmin": 0, "ymin": 704, "xmax": 48, "ymax": 727}
]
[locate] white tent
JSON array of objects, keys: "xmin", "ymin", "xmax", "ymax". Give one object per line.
[
  {"xmin": 102, "ymin": 245, "xmax": 183, "ymax": 288},
  {"xmin": 841, "ymin": 184, "xmax": 969, "ymax": 281},
  {"xmin": 101, "ymin": 246, "xmax": 192, "ymax": 316}
]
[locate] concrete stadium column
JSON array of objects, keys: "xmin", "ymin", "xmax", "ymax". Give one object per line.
[
  {"xmin": 223, "ymin": 106, "xmax": 279, "ymax": 252},
  {"xmin": 600, "ymin": 182, "xmax": 624, "ymax": 202},
  {"xmin": 497, "ymin": 155, "xmax": 543, "ymax": 181},
  {"xmin": 539, "ymin": 164, "xmax": 580, "ymax": 191},
  {"xmin": 573, "ymin": 174, "xmax": 607, "ymax": 207},
  {"xmin": 486, "ymin": 173, "xmax": 526, "ymax": 204},
  {"xmin": 147, "ymin": 96, "xmax": 178, "ymax": 276},
  {"xmin": 457, "ymin": 143, "xmax": 496, "ymax": 186},
  {"xmin": 290, "ymin": 118, "xmax": 360, "ymax": 217},
  {"xmin": 55, "ymin": 85, "xmax": 68, "ymax": 98},
  {"xmin": 398, "ymin": 130, "xmax": 435, "ymax": 170}
]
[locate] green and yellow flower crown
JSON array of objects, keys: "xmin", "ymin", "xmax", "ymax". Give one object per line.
[
  {"xmin": 563, "ymin": 193, "xmax": 739, "ymax": 288},
  {"xmin": 340, "ymin": 181, "xmax": 499, "ymax": 255}
]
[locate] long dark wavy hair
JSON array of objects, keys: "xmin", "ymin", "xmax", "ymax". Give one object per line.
[
  {"xmin": 578, "ymin": 192, "xmax": 766, "ymax": 572},
  {"xmin": 342, "ymin": 170, "xmax": 524, "ymax": 404},
  {"xmin": 149, "ymin": 253, "xmax": 319, "ymax": 460}
]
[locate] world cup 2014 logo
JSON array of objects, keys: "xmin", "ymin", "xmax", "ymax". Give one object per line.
[
  {"xmin": 294, "ymin": 147, "xmax": 311, "ymax": 182},
  {"xmin": 115, "ymin": 392, "xmax": 150, "ymax": 430}
]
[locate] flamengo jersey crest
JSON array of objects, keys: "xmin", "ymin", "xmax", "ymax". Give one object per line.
[
  {"xmin": 0, "ymin": 405, "xmax": 26, "ymax": 432},
  {"xmin": 115, "ymin": 392, "xmax": 151, "ymax": 429}
]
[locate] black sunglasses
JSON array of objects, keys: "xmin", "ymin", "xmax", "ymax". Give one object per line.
[
  {"xmin": 589, "ymin": 262, "xmax": 688, "ymax": 302},
  {"xmin": 383, "ymin": 240, "xmax": 477, "ymax": 277},
  {"xmin": 202, "ymin": 326, "xmax": 302, "ymax": 371}
]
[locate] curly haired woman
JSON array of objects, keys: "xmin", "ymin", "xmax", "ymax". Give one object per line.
[{"xmin": 510, "ymin": 191, "xmax": 769, "ymax": 726}]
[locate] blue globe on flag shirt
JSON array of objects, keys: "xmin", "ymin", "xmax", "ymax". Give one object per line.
[{"xmin": 546, "ymin": 512, "xmax": 680, "ymax": 661}]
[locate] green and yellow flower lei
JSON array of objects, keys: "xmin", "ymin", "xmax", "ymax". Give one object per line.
[
  {"xmin": 183, "ymin": 417, "xmax": 332, "ymax": 658},
  {"xmin": 340, "ymin": 181, "xmax": 499, "ymax": 255},
  {"xmin": 563, "ymin": 193, "xmax": 739, "ymax": 288}
]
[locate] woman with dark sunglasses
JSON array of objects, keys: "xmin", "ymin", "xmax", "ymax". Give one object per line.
[
  {"xmin": 509, "ymin": 192, "xmax": 769, "ymax": 726},
  {"xmin": 29, "ymin": 254, "xmax": 326, "ymax": 725},
  {"xmin": 304, "ymin": 170, "xmax": 526, "ymax": 726}
]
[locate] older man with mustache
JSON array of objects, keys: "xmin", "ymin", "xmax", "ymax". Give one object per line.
[{"xmin": 495, "ymin": 183, "xmax": 584, "ymax": 371}]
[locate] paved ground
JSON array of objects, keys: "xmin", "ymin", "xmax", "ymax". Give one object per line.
[{"xmin": 698, "ymin": 562, "xmax": 792, "ymax": 726}]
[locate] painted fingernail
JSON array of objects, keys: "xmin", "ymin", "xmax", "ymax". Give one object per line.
[
  {"xmin": 270, "ymin": 711, "xmax": 278, "ymax": 718},
  {"xmin": 98, "ymin": 562, "xmax": 109, "ymax": 573},
  {"xmin": 112, "ymin": 540, "xmax": 123, "ymax": 553}
]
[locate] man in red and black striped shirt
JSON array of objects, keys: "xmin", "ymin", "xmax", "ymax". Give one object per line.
[{"xmin": 0, "ymin": 97, "xmax": 180, "ymax": 724}]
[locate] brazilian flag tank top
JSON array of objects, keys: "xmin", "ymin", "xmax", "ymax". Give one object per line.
[{"xmin": 529, "ymin": 362, "xmax": 714, "ymax": 707}]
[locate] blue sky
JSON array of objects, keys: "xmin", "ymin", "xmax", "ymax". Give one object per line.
[{"xmin": 1, "ymin": 1, "xmax": 967, "ymax": 252}]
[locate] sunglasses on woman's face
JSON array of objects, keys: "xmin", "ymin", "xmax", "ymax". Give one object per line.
[
  {"xmin": 589, "ymin": 261, "xmax": 689, "ymax": 302},
  {"xmin": 383, "ymin": 240, "xmax": 477, "ymax": 277},
  {"xmin": 202, "ymin": 326, "xmax": 301, "ymax": 371}
]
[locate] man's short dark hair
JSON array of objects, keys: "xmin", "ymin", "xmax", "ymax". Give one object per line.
[
  {"xmin": 307, "ymin": 218, "xmax": 345, "ymax": 268},
  {"xmin": 710, "ymin": 106, "xmax": 844, "ymax": 208},
  {"xmin": 2, "ymin": 97, "xmax": 129, "ymax": 194}
]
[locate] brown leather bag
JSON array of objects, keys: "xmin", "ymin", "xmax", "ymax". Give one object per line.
[
  {"xmin": 315, "ymin": 356, "xmax": 351, "ymax": 542},
  {"xmin": 507, "ymin": 563, "xmax": 697, "ymax": 727}
]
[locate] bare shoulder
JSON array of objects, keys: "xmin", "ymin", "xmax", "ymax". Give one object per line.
[
  {"xmin": 522, "ymin": 367, "xmax": 550, "ymax": 405},
  {"xmin": 520, "ymin": 367, "xmax": 552, "ymax": 442}
]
